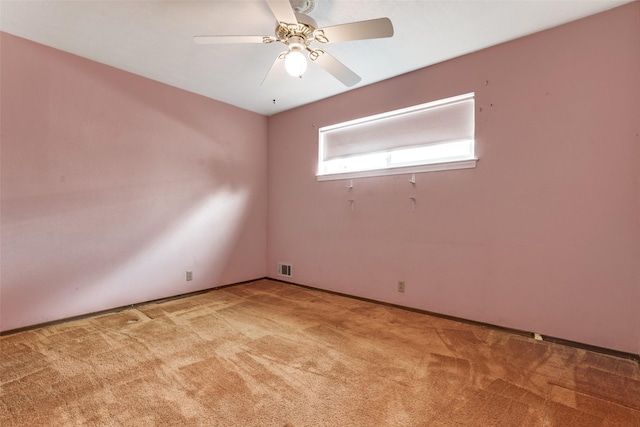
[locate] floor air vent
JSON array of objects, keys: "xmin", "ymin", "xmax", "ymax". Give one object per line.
[{"xmin": 277, "ymin": 263, "xmax": 292, "ymax": 278}]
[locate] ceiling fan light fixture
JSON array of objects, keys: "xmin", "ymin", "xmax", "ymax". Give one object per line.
[
  {"xmin": 194, "ymin": 0, "xmax": 394, "ymax": 87},
  {"xmin": 284, "ymin": 45, "xmax": 307, "ymax": 78}
]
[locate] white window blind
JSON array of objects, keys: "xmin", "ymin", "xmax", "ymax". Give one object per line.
[{"xmin": 317, "ymin": 93, "xmax": 476, "ymax": 180}]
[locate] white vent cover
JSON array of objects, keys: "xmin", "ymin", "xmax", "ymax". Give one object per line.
[{"xmin": 277, "ymin": 263, "xmax": 292, "ymax": 278}]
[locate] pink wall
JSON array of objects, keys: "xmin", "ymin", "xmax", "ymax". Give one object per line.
[
  {"xmin": 267, "ymin": 3, "xmax": 640, "ymax": 354},
  {"xmin": 0, "ymin": 32, "xmax": 268, "ymax": 331}
]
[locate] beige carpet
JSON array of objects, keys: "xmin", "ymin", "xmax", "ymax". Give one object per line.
[{"xmin": 1, "ymin": 279, "xmax": 639, "ymax": 426}]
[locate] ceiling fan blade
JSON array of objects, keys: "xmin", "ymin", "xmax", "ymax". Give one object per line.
[
  {"xmin": 266, "ymin": 0, "xmax": 298, "ymax": 24},
  {"xmin": 316, "ymin": 18, "xmax": 394, "ymax": 43},
  {"xmin": 193, "ymin": 35, "xmax": 271, "ymax": 44},
  {"xmin": 261, "ymin": 54, "xmax": 285, "ymax": 86},
  {"xmin": 311, "ymin": 51, "xmax": 361, "ymax": 87}
]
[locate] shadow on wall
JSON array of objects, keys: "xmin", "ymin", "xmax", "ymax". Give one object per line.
[{"xmin": 0, "ymin": 33, "xmax": 267, "ymax": 331}]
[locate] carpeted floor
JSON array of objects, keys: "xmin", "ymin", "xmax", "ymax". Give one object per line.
[{"xmin": 1, "ymin": 279, "xmax": 639, "ymax": 426}]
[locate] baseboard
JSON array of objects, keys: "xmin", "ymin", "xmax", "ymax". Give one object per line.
[
  {"xmin": 4, "ymin": 276, "xmax": 639, "ymax": 364},
  {"xmin": 268, "ymin": 277, "xmax": 640, "ymax": 364},
  {"xmin": 0, "ymin": 277, "xmax": 268, "ymax": 336}
]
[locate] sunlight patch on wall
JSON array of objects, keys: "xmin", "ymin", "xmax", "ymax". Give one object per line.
[{"xmin": 85, "ymin": 188, "xmax": 251, "ymax": 307}]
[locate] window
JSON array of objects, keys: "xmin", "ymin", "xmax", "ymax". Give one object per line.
[{"xmin": 317, "ymin": 92, "xmax": 476, "ymax": 180}]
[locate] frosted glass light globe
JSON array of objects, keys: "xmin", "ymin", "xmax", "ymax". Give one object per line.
[{"xmin": 284, "ymin": 50, "xmax": 307, "ymax": 77}]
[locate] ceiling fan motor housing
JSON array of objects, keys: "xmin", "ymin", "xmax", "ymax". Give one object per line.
[
  {"xmin": 276, "ymin": 14, "xmax": 317, "ymax": 47},
  {"xmin": 291, "ymin": 0, "xmax": 316, "ymax": 15}
]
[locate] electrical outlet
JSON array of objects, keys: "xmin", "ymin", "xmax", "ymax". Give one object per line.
[
  {"xmin": 397, "ymin": 281, "xmax": 405, "ymax": 293},
  {"xmin": 186, "ymin": 271, "xmax": 193, "ymax": 281}
]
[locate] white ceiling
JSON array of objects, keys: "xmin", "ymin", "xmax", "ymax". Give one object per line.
[{"xmin": 0, "ymin": 0, "xmax": 632, "ymax": 115}]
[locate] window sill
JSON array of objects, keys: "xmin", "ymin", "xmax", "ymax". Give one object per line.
[{"xmin": 316, "ymin": 158, "xmax": 477, "ymax": 181}]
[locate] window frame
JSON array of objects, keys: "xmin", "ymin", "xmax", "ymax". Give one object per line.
[{"xmin": 316, "ymin": 93, "xmax": 477, "ymax": 181}]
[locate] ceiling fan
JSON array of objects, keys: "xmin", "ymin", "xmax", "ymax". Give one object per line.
[{"xmin": 193, "ymin": 0, "xmax": 394, "ymax": 87}]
